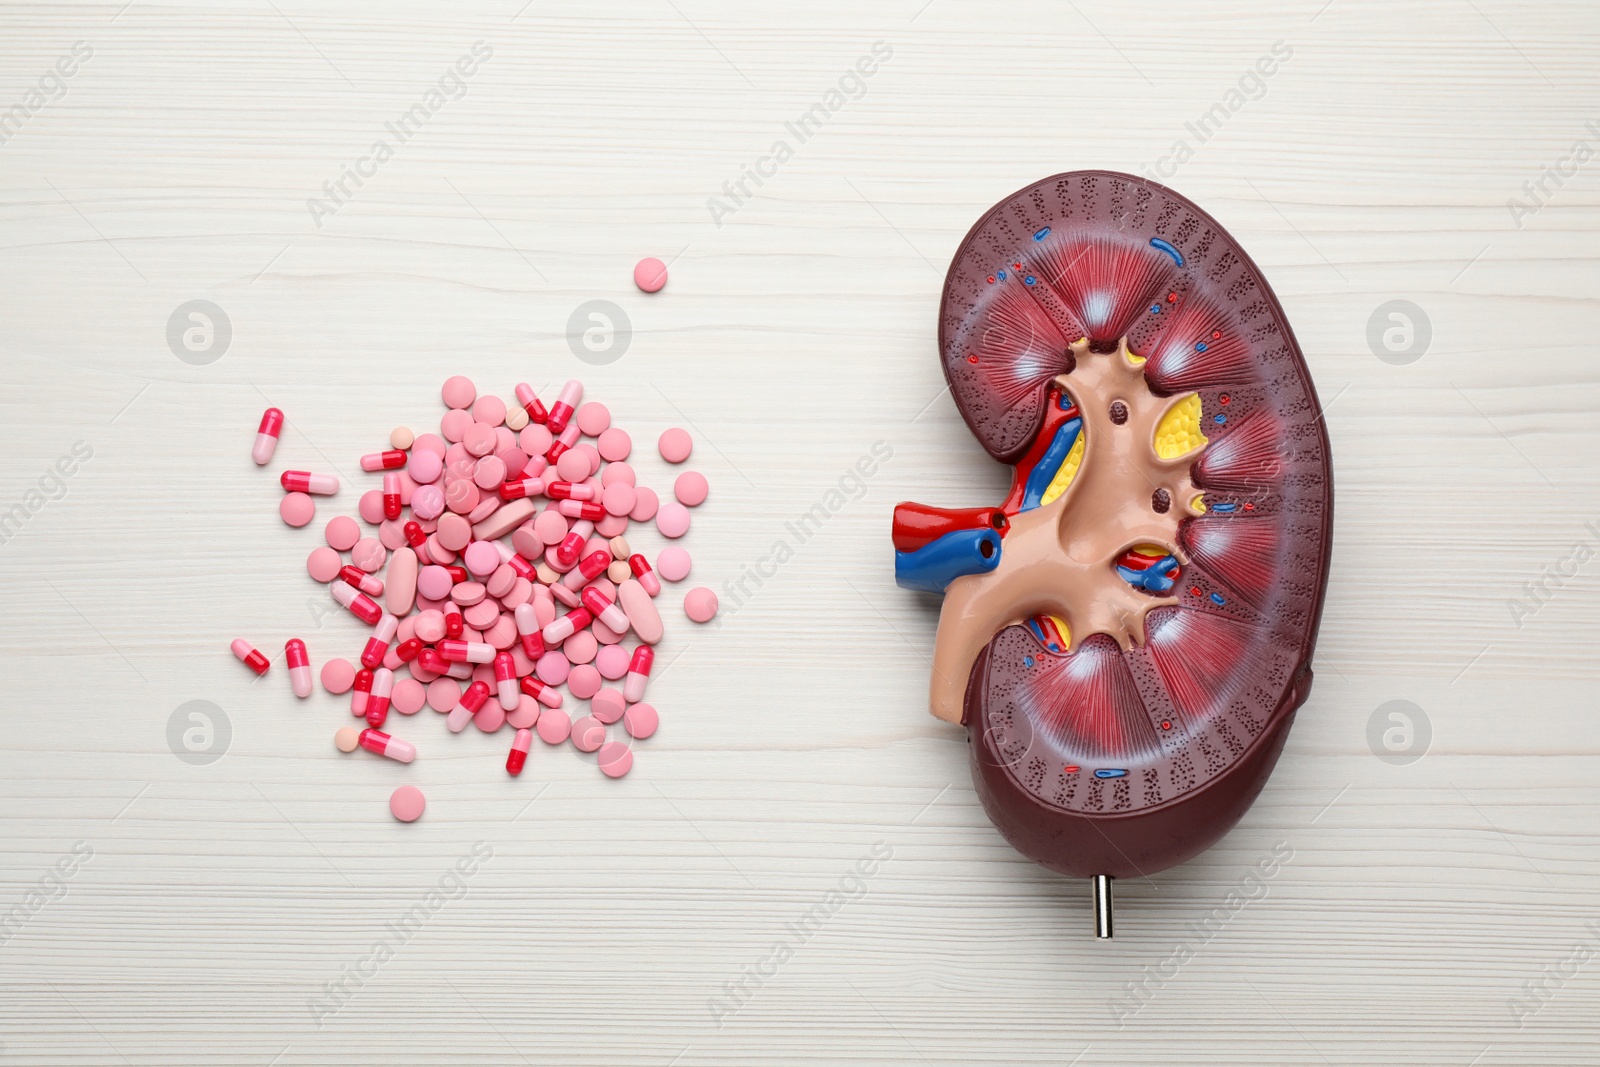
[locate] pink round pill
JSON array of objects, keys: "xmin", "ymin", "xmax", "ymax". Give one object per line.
[
  {"xmin": 324, "ymin": 515, "xmax": 361, "ymax": 550},
  {"xmin": 630, "ymin": 487, "xmax": 659, "ymax": 522},
  {"xmin": 463, "ymin": 421, "xmax": 498, "ymax": 457},
  {"xmin": 392, "ymin": 678, "xmax": 426, "ymax": 715},
  {"xmin": 506, "ymin": 693, "xmax": 540, "ymax": 729},
  {"xmin": 533, "ymin": 510, "xmax": 568, "ymax": 545},
  {"xmin": 624, "ymin": 702, "xmax": 658, "ymax": 739},
  {"xmin": 572, "ymin": 716, "xmax": 606, "ymax": 752},
  {"xmin": 597, "ymin": 428, "xmax": 632, "ymax": 462},
  {"xmin": 390, "ymin": 785, "xmax": 426, "ymax": 823},
  {"xmin": 591, "ymin": 688, "xmax": 626, "ymax": 724},
  {"xmin": 563, "ymin": 630, "xmax": 598, "ymax": 665},
  {"xmin": 475, "ymin": 699, "xmax": 506, "ymax": 733},
  {"xmin": 633, "ymin": 257, "xmax": 668, "ymax": 293},
  {"xmin": 415, "ymin": 610, "xmax": 447, "ymax": 643},
  {"xmin": 440, "ymin": 408, "xmax": 473, "ymax": 443},
  {"xmin": 426, "ymin": 678, "xmax": 461, "ymax": 712},
  {"xmin": 684, "ymin": 586, "xmax": 719, "ymax": 623},
  {"xmin": 444, "ymin": 479, "xmax": 480, "ymax": 514},
  {"xmin": 594, "ymin": 643, "xmax": 630, "ymax": 680},
  {"xmin": 413, "ymin": 433, "xmax": 448, "ymax": 458},
  {"xmin": 555, "ymin": 449, "xmax": 590, "ymax": 482},
  {"xmin": 658, "ymin": 428, "xmax": 692, "ymax": 464},
  {"xmin": 473, "ymin": 455, "xmax": 506, "ymax": 489},
  {"xmin": 441, "ymin": 375, "xmax": 476, "ymax": 409},
  {"xmin": 472, "ymin": 394, "xmax": 507, "ymax": 426},
  {"xmin": 519, "ymin": 423, "xmax": 553, "ymax": 456},
  {"xmin": 536, "ymin": 707, "xmax": 571, "ymax": 744},
  {"xmin": 436, "ymin": 513, "xmax": 472, "ymax": 551},
  {"xmin": 675, "ymin": 471, "xmax": 709, "ymax": 507},
  {"xmin": 601, "ymin": 482, "xmax": 635, "ymax": 517},
  {"xmin": 408, "ymin": 449, "xmax": 443, "ymax": 484},
  {"xmin": 656, "ymin": 502, "xmax": 690, "ymax": 539},
  {"xmin": 416, "ymin": 566, "xmax": 453, "ymax": 602},
  {"xmin": 358, "ymin": 490, "xmax": 385, "ymax": 524},
  {"xmin": 321, "ymin": 658, "xmax": 356, "ymax": 694},
  {"xmin": 601, "ymin": 462, "xmax": 635, "ymax": 487},
  {"xmin": 463, "ymin": 540, "xmax": 500, "ymax": 577},
  {"xmin": 575, "ymin": 402, "xmax": 611, "ymax": 437},
  {"xmin": 657, "ymin": 546, "xmax": 691, "ymax": 582},
  {"xmin": 351, "ymin": 537, "xmax": 387, "ymax": 573},
  {"xmin": 567, "ymin": 663, "xmax": 601, "ymax": 699},
  {"xmin": 598, "ymin": 741, "xmax": 633, "ymax": 778},
  {"xmin": 307, "ymin": 546, "xmax": 343, "ymax": 583},
  {"xmin": 536, "ymin": 651, "xmax": 570, "ymax": 686},
  {"xmin": 280, "ymin": 492, "xmax": 315, "ymax": 527},
  {"xmin": 410, "ymin": 484, "xmax": 445, "ymax": 520}
]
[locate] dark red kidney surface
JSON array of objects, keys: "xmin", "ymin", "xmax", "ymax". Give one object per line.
[{"xmin": 936, "ymin": 172, "xmax": 1333, "ymax": 880}]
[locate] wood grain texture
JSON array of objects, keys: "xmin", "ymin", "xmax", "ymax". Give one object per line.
[{"xmin": 1, "ymin": 1, "xmax": 1598, "ymax": 1063}]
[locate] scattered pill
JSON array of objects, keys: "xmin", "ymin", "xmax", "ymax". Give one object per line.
[
  {"xmin": 597, "ymin": 428, "xmax": 631, "ymax": 462},
  {"xmin": 623, "ymin": 702, "xmax": 658, "ymax": 739},
  {"xmin": 253, "ymin": 408, "xmax": 284, "ymax": 465},
  {"xmin": 232, "ymin": 638, "xmax": 270, "ymax": 675},
  {"xmin": 592, "ymin": 687, "xmax": 626, "ymax": 724},
  {"xmin": 389, "ymin": 785, "xmax": 426, "ymax": 822},
  {"xmin": 597, "ymin": 741, "xmax": 633, "ymax": 778},
  {"xmin": 536, "ymin": 707, "xmax": 571, "ymax": 744},
  {"xmin": 656, "ymin": 502, "xmax": 690, "ymax": 539},
  {"xmin": 280, "ymin": 492, "xmax": 315, "ymax": 527},
  {"xmin": 307, "ymin": 546, "xmax": 343, "ymax": 583},
  {"xmin": 633, "ymin": 257, "xmax": 668, "ymax": 293},
  {"xmin": 658, "ymin": 428, "xmax": 692, "ymax": 463},
  {"xmin": 595, "ymin": 643, "xmax": 630, "ymax": 680},
  {"xmin": 360, "ymin": 728, "xmax": 415, "ymax": 763},
  {"xmin": 334, "ymin": 726, "xmax": 361, "ymax": 752},
  {"xmin": 684, "ymin": 587, "xmax": 719, "ymax": 623},
  {"xmin": 321, "ymin": 657, "xmax": 357, "ymax": 694},
  {"xmin": 630, "ymin": 487, "xmax": 659, "ymax": 523},
  {"xmin": 286, "ymin": 639, "xmax": 312, "ymax": 698},
  {"xmin": 281, "ymin": 471, "xmax": 339, "ymax": 496},
  {"xmin": 324, "ymin": 516, "xmax": 360, "ymax": 551},
  {"xmin": 507, "ymin": 729, "xmax": 532, "ymax": 775},
  {"xmin": 391, "ymin": 426, "xmax": 415, "ymax": 450},
  {"xmin": 675, "ymin": 471, "xmax": 708, "ymax": 507},
  {"xmin": 576, "ymin": 402, "xmax": 611, "ymax": 437},
  {"xmin": 547, "ymin": 381, "xmax": 583, "ymax": 436},
  {"xmin": 657, "ymin": 546, "xmax": 691, "ymax": 583},
  {"xmin": 442, "ymin": 376, "xmax": 476, "ymax": 410},
  {"xmin": 572, "ymin": 716, "xmax": 606, "ymax": 752},
  {"xmin": 392, "ymin": 677, "xmax": 427, "ymax": 715}
]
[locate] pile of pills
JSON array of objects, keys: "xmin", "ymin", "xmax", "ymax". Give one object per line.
[{"xmin": 234, "ymin": 376, "xmax": 718, "ymax": 820}]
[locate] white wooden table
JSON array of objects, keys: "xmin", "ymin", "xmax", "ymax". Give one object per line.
[{"xmin": 2, "ymin": 2, "xmax": 1598, "ymax": 1063}]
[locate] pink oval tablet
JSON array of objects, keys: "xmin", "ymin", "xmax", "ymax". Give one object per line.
[
  {"xmin": 563, "ymin": 630, "xmax": 598, "ymax": 665},
  {"xmin": 475, "ymin": 699, "xmax": 507, "ymax": 733},
  {"xmin": 601, "ymin": 461, "xmax": 635, "ymax": 487},
  {"xmin": 519, "ymin": 423, "xmax": 553, "ymax": 456},
  {"xmin": 598, "ymin": 741, "xmax": 633, "ymax": 778},
  {"xmin": 633, "ymin": 257, "xmax": 668, "ymax": 293},
  {"xmin": 440, "ymin": 407, "xmax": 473, "ymax": 443},
  {"xmin": 392, "ymin": 678, "xmax": 426, "ymax": 715},
  {"xmin": 426, "ymin": 677, "xmax": 461, "ymax": 711},
  {"xmin": 658, "ymin": 427, "xmax": 692, "ymax": 464},
  {"xmin": 463, "ymin": 540, "xmax": 500, "ymax": 577},
  {"xmin": 321, "ymin": 658, "xmax": 357, "ymax": 694},
  {"xmin": 555, "ymin": 449, "xmax": 591, "ymax": 482},
  {"xmin": 417, "ymin": 566, "xmax": 453, "ymax": 601},
  {"xmin": 410, "ymin": 484, "xmax": 445, "ymax": 520},
  {"xmin": 574, "ymin": 402, "xmax": 609, "ymax": 437},
  {"xmin": 571, "ymin": 716, "xmax": 606, "ymax": 752},
  {"xmin": 464, "ymin": 599, "xmax": 499, "ymax": 630},
  {"xmin": 485, "ymin": 563, "xmax": 516, "ymax": 599},
  {"xmin": 351, "ymin": 537, "xmax": 387, "ymax": 573},
  {"xmin": 436, "ymin": 513, "xmax": 472, "ymax": 552},
  {"xmin": 630, "ymin": 487, "xmax": 659, "ymax": 523},
  {"xmin": 684, "ymin": 586, "xmax": 719, "ymax": 623},
  {"xmin": 415, "ymin": 609, "xmax": 447, "ymax": 643},
  {"xmin": 597, "ymin": 428, "xmax": 632, "ymax": 462},
  {"xmin": 463, "ymin": 422, "xmax": 498, "ymax": 457},
  {"xmin": 567, "ymin": 663, "xmax": 602, "ymax": 699},
  {"xmin": 390, "ymin": 785, "xmax": 426, "ymax": 823},
  {"xmin": 624, "ymin": 702, "xmax": 658, "ymax": 739},
  {"xmin": 619, "ymin": 579, "xmax": 663, "ymax": 644},
  {"xmin": 536, "ymin": 707, "xmax": 571, "ymax": 744},
  {"xmin": 387, "ymin": 546, "xmax": 419, "ymax": 616},
  {"xmin": 307, "ymin": 546, "xmax": 343, "ymax": 583},
  {"xmin": 408, "ymin": 449, "xmax": 443, "ymax": 485},
  {"xmin": 591, "ymin": 688, "xmax": 626, "ymax": 724},
  {"xmin": 675, "ymin": 471, "xmax": 709, "ymax": 507},
  {"xmin": 442, "ymin": 375, "xmax": 476, "ymax": 409},
  {"xmin": 335, "ymin": 726, "xmax": 360, "ymax": 752},
  {"xmin": 533, "ymin": 510, "xmax": 569, "ymax": 545},
  {"xmin": 471, "ymin": 394, "xmax": 507, "ymax": 426},
  {"xmin": 602, "ymin": 482, "xmax": 636, "ymax": 517},
  {"xmin": 450, "ymin": 581, "xmax": 486, "ymax": 606},
  {"xmin": 536, "ymin": 651, "xmax": 571, "ymax": 686},
  {"xmin": 473, "ymin": 455, "xmax": 506, "ymax": 490},
  {"xmin": 657, "ymin": 546, "xmax": 692, "ymax": 582},
  {"xmin": 595, "ymin": 643, "xmax": 630, "ymax": 680},
  {"xmin": 280, "ymin": 492, "xmax": 315, "ymax": 527},
  {"xmin": 325, "ymin": 515, "xmax": 361, "ymax": 550},
  {"xmin": 656, "ymin": 502, "xmax": 690, "ymax": 539},
  {"xmin": 358, "ymin": 490, "xmax": 385, "ymax": 524}
]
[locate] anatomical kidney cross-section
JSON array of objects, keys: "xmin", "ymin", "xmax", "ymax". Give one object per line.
[{"xmin": 893, "ymin": 172, "xmax": 1333, "ymax": 936}]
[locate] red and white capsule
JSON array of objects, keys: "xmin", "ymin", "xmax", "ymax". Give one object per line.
[
  {"xmin": 365, "ymin": 668, "xmax": 394, "ymax": 727},
  {"xmin": 361, "ymin": 614, "xmax": 399, "ymax": 669},
  {"xmin": 494, "ymin": 651, "xmax": 519, "ymax": 708},
  {"xmin": 252, "ymin": 408, "xmax": 284, "ymax": 465},
  {"xmin": 394, "ymin": 637, "xmax": 422, "ymax": 664},
  {"xmin": 546, "ymin": 380, "xmax": 582, "ymax": 435},
  {"xmin": 520, "ymin": 675, "xmax": 563, "ymax": 709},
  {"xmin": 514, "ymin": 603, "xmax": 545, "ymax": 659},
  {"xmin": 231, "ymin": 638, "xmax": 270, "ymax": 676},
  {"xmin": 514, "ymin": 382, "xmax": 549, "ymax": 425},
  {"xmin": 542, "ymin": 606, "xmax": 593, "ymax": 646},
  {"xmin": 358, "ymin": 728, "xmax": 415, "ymax": 763},
  {"xmin": 402, "ymin": 521, "xmax": 433, "ymax": 564},
  {"xmin": 624, "ymin": 645, "xmax": 654, "ymax": 703},
  {"xmin": 499, "ymin": 476, "xmax": 544, "ymax": 501},
  {"xmin": 580, "ymin": 588, "xmax": 630, "ymax": 634},
  {"xmin": 448, "ymin": 680, "xmax": 491, "ymax": 733},
  {"xmin": 286, "ymin": 638, "xmax": 312, "ymax": 698},
  {"xmin": 507, "ymin": 728, "xmax": 532, "ymax": 776},
  {"xmin": 545, "ymin": 480, "xmax": 595, "ymax": 501},
  {"xmin": 443, "ymin": 601, "xmax": 463, "ymax": 639},
  {"xmin": 557, "ymin": 498, "xmax": 605, "ymax": 521},
  {"xmin": 562, "ymin": 550, "xmax": 613, "ymax": 590},
  {"xmin": 382, "ymin": 472, "xmax": 402, "ymax": 520},
  {"xmin": 553, "ymin": 531, "xmax": 584, "ymax": 569},
  {"xmin": 545, "ymin": 422, "xmax": 581, "ymax": 465},
  {"xmin": 629, "ymin": 554, "xmax": 661, "ymax": 597},
  {"xmin": 280, "ymin": 470, "xmax": 339, "ymax": 495},
  {"xmin": 338, "ymin": 565, "xmax": 384, "ymax": 597},
  {"xmin": 361, "ymin": 449, "xmax": 407, "ymax": 472},
  {"xmin": 439, "ymin": 639, "xmax": 495, "ymax": 664},
  {"xmin": 494, "ymin": 541, "xmax": 537, "ymax": 581},
  {"xmin": 350, "ymin": 668, "xmax": 373, "ymax": 717},
  {"xmin": 331, "ymin": 581, "xmax": 383, "ymax": 625}
]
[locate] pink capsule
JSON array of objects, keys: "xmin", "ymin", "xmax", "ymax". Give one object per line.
[
  {"xmin": 440, "ymin": 564, "xmax": 468, "ymax": 584},
  {"xmin": 382, "ymin": 472, "xmax": 402, "ymax": 520},
  {"xmin": 553, "ymin": 532, "xmax": 585, "ymax": 569},
  {"xmin": 402, "ymin": 520, "xmax": 433, "ymax": 564},
  {"xmin": 439, "ymin": 639, "xmax": 495, "ymax": 664},
  {"xmin": 546, "ymin": 380, "xmax": 583, "ymax": 435},
  {"xmin": 507, "ymin": 728, "xmax": 532, "ymax": 776},
  {"xmin": 514, "ymin": 603, "xmax": 545, "ymax": 659},
  {"xmin": 545, "ymin": 480, "xmax": 595, "ymax": 501},
  {"xmin": 494, "ymin": 651, "xmax": 519, "ymax": 707},
  {"xmin": 624, "ymin": 645, "xmax": 654, "ymax": 703},
  {"xmin": 557, "ymin": 499, "xmax": 605, "ymax": 521},
  {"xmin": 350, "ymin": 668, "xmax": 373, "ymax": 716},
  {"xmin": 366, "ymin": 668, "xmax": 394, "ymax": 727},
  {"xmin": 285, "ymin": 638, "xmax": 312, "ymax": 698},
  {"xmin": 542, "ymin": 606, "xmax": 593, "ymax": 645},
  {"xmin": 394, "ymin": 637, "xmax": 423, "ymax": 663},
  {"xmin": 545, "ymin": 422, "xmax": 581, "ymax": 465},
  {"xmin": 360, "ymin": 614, "xmax": 399, "ymax": 669},
  {"xmin": 338, "ymin": 565, "xmax": 384, "ymax": 597},
  {"xmin": 499, "ymin": 476, "xmax": 544, "ymax": 501},
  {"xmin": 331, "ymin": 581, "xmax": 383, "ymax": 624},
  {"xmin": 580, "ymin": 588, "xmax": 630, "ymax": 634},
  {"xmin": 448, "ymin": 680, "xmax": 491, "ymax": 732},
  {"xmin": 629, "ymin": 554, "xmax": 662, "ymax": 597},
  {"xmin": 494, "ymin": 542, "xmax": 537, "ymax": 582},
  {"xmin": 443, "ymin": 601, "xmax": 464, "ymax": 639},
  {"xmin": 416, "ymin": 646, "xmax": 447, "ymax": 674},
  {"xmin": 252, "ymin": 408, "xmax": 284, "ymax": 465},
  {"xmin": 520, "ymin": 675, "xmax": 563, "ymax": 709},
  {"xmin": 562, "ymin": 550, "xmax": 613, "ymax": 590},
  {"xmin": 231, "ymin": 638, "xmax": 270, "ymax": 676},
  {"xmin": 361, "ymin": 449, "xmax": 408, "ymax": 472},
  {"xmin": 280, "ymin": 470, "xmax": 339, "ymax": 495},
  {"xmin": 358, "ymin": 728, "xmax": 415, "ymax": 763},
  {"xmin": 514, "ymin": 382, "xmax": 549, "ymax": 425}
]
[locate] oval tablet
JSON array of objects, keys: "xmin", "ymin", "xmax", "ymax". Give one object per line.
[
  {"xmin": 386, "ymin": 547, "xmax": 419, "ymax": 616},
  {"xmin": 618, "ymin": 579, "xmax": 663, "ymax": 644}
]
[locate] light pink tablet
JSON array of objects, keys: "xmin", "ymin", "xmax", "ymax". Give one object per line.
[
  {"xmin": 656, "ymin": 502, "xmax": 690, "ymax": 539},
  {"xmin": 390, "ymin": 785, "xmax": 426, "ymax": 822},
  {"xmin": 576, "ymin": 402, "xmax": 611, "ymax": 437},
  {"xmin": 307, "ymin": 546, "xmax": 343, "ymax": 583},
  {"xmin": 325, "ymin": 515, "xmax": 361, "ymax": 551},
  {"xmin": 630, "ymin": 487, "xmax": 659, "ymax": 523},
  {"xmin": 684, "ymin": 586, "xmax": 719, "ymax": 623},
  {"xmin": 597, "ymin": 742, "xmax": 633, "ymax": 778},
  {"xmin": 567, "ymin": 663, "xmax": 602, "ymax": 699},
  {"xmin": 280, "ymin": 492, "xmax": 315, "ymax": 527},
  {"xmin": 426, "ymin": 678, "xmax": 461, "ymax": 712},
  {"xmin": 321, "ymin": 658, "xmax": 357, "ymax": 694},
  {"xmin": 536, "ymin": 707, "xmax": 571, "ymax": 744},
  {"xmin": 572, "ymin": 716, "xmax": 606, "ymax": 752},
  {"xmin": 623, "ymin": 702, "xmax": 658, "ymax": 739},
  {"xmin": 591, "ymin": 688, "xmax": 625, "ymax": 724},
  {"xmin": 658, "ymin": 428, "xmax": 692, "ymax": 464},
  {"xmin": 633, "ymin": 257, "xmax": 667, "ymax": 293},
  {"xmin": 674, "ymin": 471, "xmax": 708, "ymax": 507},
  {"xmin": 597, "ymin": 428, "xmax": 631, "ymax": 462},
  {"xmin": 392, "ymin": 678, "xmax": 427, "ymax": 715},
  {"xmin": 595, "ymin": 643, "xmax": 630, "ymax": 680},
  {"xmin": 657, "ymin": 546, "xmax": 691, "ymax": 582}
]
